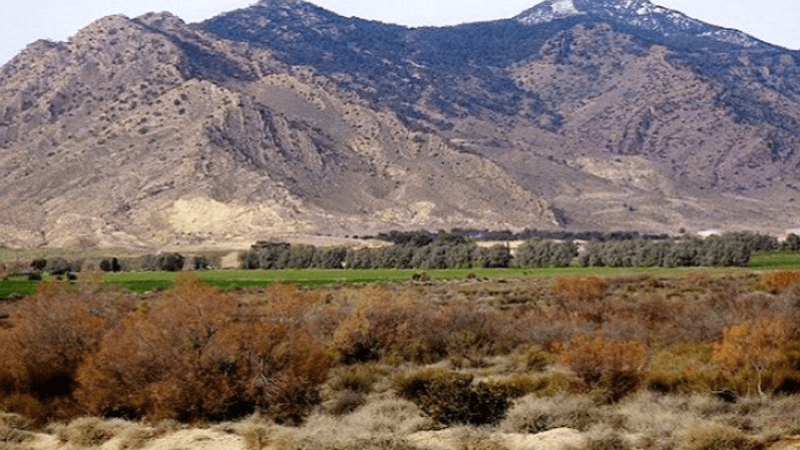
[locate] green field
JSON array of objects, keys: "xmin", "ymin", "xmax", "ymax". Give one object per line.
[
  {"xmin": 747, "ymin": 251, "xmax": 800, "ymax": 268},
  {"xmin": 2, "ymin": 251, "xmax": 799, "ymax": 297}
]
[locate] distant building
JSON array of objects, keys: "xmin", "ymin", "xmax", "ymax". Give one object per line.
[{"xmin": 698, "ymin": 230, "xmax": 721, "ymax": 238}]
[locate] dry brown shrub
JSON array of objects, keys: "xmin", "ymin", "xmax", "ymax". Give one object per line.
[
  {"xmin": 760, "ymin": 270, "xmax": 800, "ymax": 292},
  {"xmin": 713, "ymin": 318, "xmax": 789, "ymax": 397},
  {"xmin": 325, "ymin": 364, "xmax": 391, "ymax": 394},
  {"xmin": 77, "ymin": 272, "xmax": 331, "ymax": 423},
  {"xmin": 505, "ymin": 344, "xmax": 555, "ymax": 372},
  {"xmin": 485, "ymin": 373, "xmax": 569, "ymax": 398},
  {"xmin": 321, "ymin": 364, "xmax": 392, "ymax": 415},
  {"xmin": 260, "ymin": 281, "xmax": 321, "ymax": 320},
  {"xmin": 333, "ymin": 286, "xmax": 438, "ymax": 364},
  {"xmin": 552, "ymin": 275, "xmax": 607, "ymax": 303},
  {"xmin": 552, "ymin": 275, "xmax": 609, "ymax": 326},
  {"xmin": 644, "ymin": 343, "xmax": 724, "ymax": 395},
  {"xmin": 0, "ymin": 282, "xmax": 112, "ymax": 423},
  {"xmin": 557, "ymin": 334, "xmax": 648, "ymax": 402},
  {"xmin": 394, "ymin": 368, "xmax": 511, "ymax": 426},
  {"xmin": 635, "ymin": 294, "xmax": 683, "ymax": 333},
  {"xmin": 332, "ymin": 285, "xmax": 525, "ymax": 365},
  {"xmin": 324, "ymin": 389, "xmax": 368, "ymax": 416},
  {"xmin": 435, "ymin": 304, "xmax": 520, "ymax": 358}
]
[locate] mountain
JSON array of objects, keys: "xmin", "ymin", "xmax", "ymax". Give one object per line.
[{"xmin": 1, "ymin": 0, "xmax": 800, "ymax": 249}]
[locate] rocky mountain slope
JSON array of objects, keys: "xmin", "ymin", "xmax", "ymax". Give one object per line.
[{"xmin": 1, "ymin": 0, "xmax": 799, "ymax": 249}]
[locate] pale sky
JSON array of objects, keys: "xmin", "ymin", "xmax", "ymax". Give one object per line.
[{"xmin": 2, "ymin": 0, "xmax": 799, "ymax": 65}]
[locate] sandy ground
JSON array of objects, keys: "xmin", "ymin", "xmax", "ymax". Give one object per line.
[
  {"xmin": 12, "ymin": 421, "xmax": 800, "ymax": 450},
  {"xmin": 20, "ymin": 427, "xmax": 587, "ymax": 450}
]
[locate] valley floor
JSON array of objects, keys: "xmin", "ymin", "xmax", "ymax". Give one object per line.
[{"xmin": 6, "ymin": 268, "xmax": 800, "ymax": 449}]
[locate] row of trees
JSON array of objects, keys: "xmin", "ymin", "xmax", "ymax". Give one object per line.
[
  {"xmin": 243, "ymin": 242, "xmax": 515, "ymax": 270},
  {"xmin": 580, "ymin": 234, "xmax": 757, "ymax": 268},
  {"xmin": 11, "ymin": 254, "xmax": 206, "ymax": 279},
  {"xmin": 8, "ymin": 232, "xmax": 789, "ymax": 276},
  {"xmin": 244, "ymin": 233, "xmax": 770, "ymax": 271}
]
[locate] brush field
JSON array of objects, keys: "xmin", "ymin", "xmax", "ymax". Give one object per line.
[{"xmin": 3, "ymin": 257, "xmax": 800, "ymax": 450}]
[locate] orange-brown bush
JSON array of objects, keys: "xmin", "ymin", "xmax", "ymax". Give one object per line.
[
  {"xmin": 434, "ymin": 304, "xmax": 521, "ymax": 358},
  {"xmin": 712, "ymin": 318, "xmax": 790, "ymax": 397},
  {"xmin": 557, "ymin": 334, "xmax": 648, "ymax": 402},
  {"xmin": 332, "ymin": 286, "xmax": 446, "ymax": 364},
  {"xmin": 760, "ymin": 270, "xmax": 800, "ymax": 292},
  {"xmin": 77, "ymin": 272, "xmax": 331, "ymax": 423},
  {"xmin": 552, "ymin": 275, "xmax": 609, "ymax": 326},
  {"xmin": 0, "ymin": 281, "xmax": 116, "ymax": 424},
  {"xmin": 331, "ymin": 285, "xmax": 524, "ymax": 365}
]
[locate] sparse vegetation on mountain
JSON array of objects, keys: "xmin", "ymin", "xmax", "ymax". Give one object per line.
[{"xmin": 2, "ymin": 0, "xmax": 800, "ymax": 248}]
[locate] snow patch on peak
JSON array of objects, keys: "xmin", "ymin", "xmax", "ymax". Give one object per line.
[
  {"xmin": 552, "ymin": 0, "xmax": 580, "ymax": 16},
  {"xmin": 515, "ymin": 0, "xmax": 771, "ymax": 49},
  {"xmin": 517, "ymin": 0, "xmax": 584, "ymax": 26},
  {"xmin": 701, "ymin": 30, "xmax": 761, "ymax": 48}
]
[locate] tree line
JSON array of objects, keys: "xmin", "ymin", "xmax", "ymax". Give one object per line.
[
  {"xmin": 6, "ymin": 231, "xmax": 795, "ymax": 277},
  {"xmin": 243, "ymin": 232, "xmax": 791, "ymax": 270}
]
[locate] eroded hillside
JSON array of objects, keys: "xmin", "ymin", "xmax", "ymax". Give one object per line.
[{"xmin": 2, "ymin": 0, "xmax": 800, "ymax": 248}]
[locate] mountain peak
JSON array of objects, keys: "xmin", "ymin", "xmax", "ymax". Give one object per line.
[
  {"xmin": 516, "ymin": 0, "xmax": 766, "ymax": 49},
  {"xmin": 515, "ymin": 0, "xmax": 583, "ymax": 25},
  {"xmin": 255, "ymin": 0, "xmax": 308, "ymax": 4},
  {"xmin": 515, "ymin": 0, "xmax": 666, "ymax": 25}
]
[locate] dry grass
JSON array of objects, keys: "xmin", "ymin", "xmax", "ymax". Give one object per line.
[
  {"xmin": 578, "ymin": 429, "xmax": 633, "ymax": 450},
  {"xmin": 238, "ymin": 416, "xmax": 277, "ymax": 450},
  {"xmin": 500, "ymin": 394, "xmax": 601, "ymax": 433},
  {"xmin": 0, "ymin": 413, "xmax": 32, "ymax": 431},
  {"xmin": 257, "ymin": 395, "xmax": 430, "ymax": 450},
  {"xmin": 56, "ymin": 416, "xmax": 124, "ymax": 446},
  {"xmin": 676, "ymin": 422, "xmax": 761, "ymax": 450},
  {"xmin": 0, "ymin": 412, "xmax": 34, "ymax": 445},
  {"xmin": 117, "ymin": 423, "xmax": 158, "ymax": 450},
  {"xmin": 454, "ymin": 428, "xmax": 511, "ymax": 450},
  {"xmin": 0, "ymin": 426, "xmax": 35, "ymax": 444}
]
